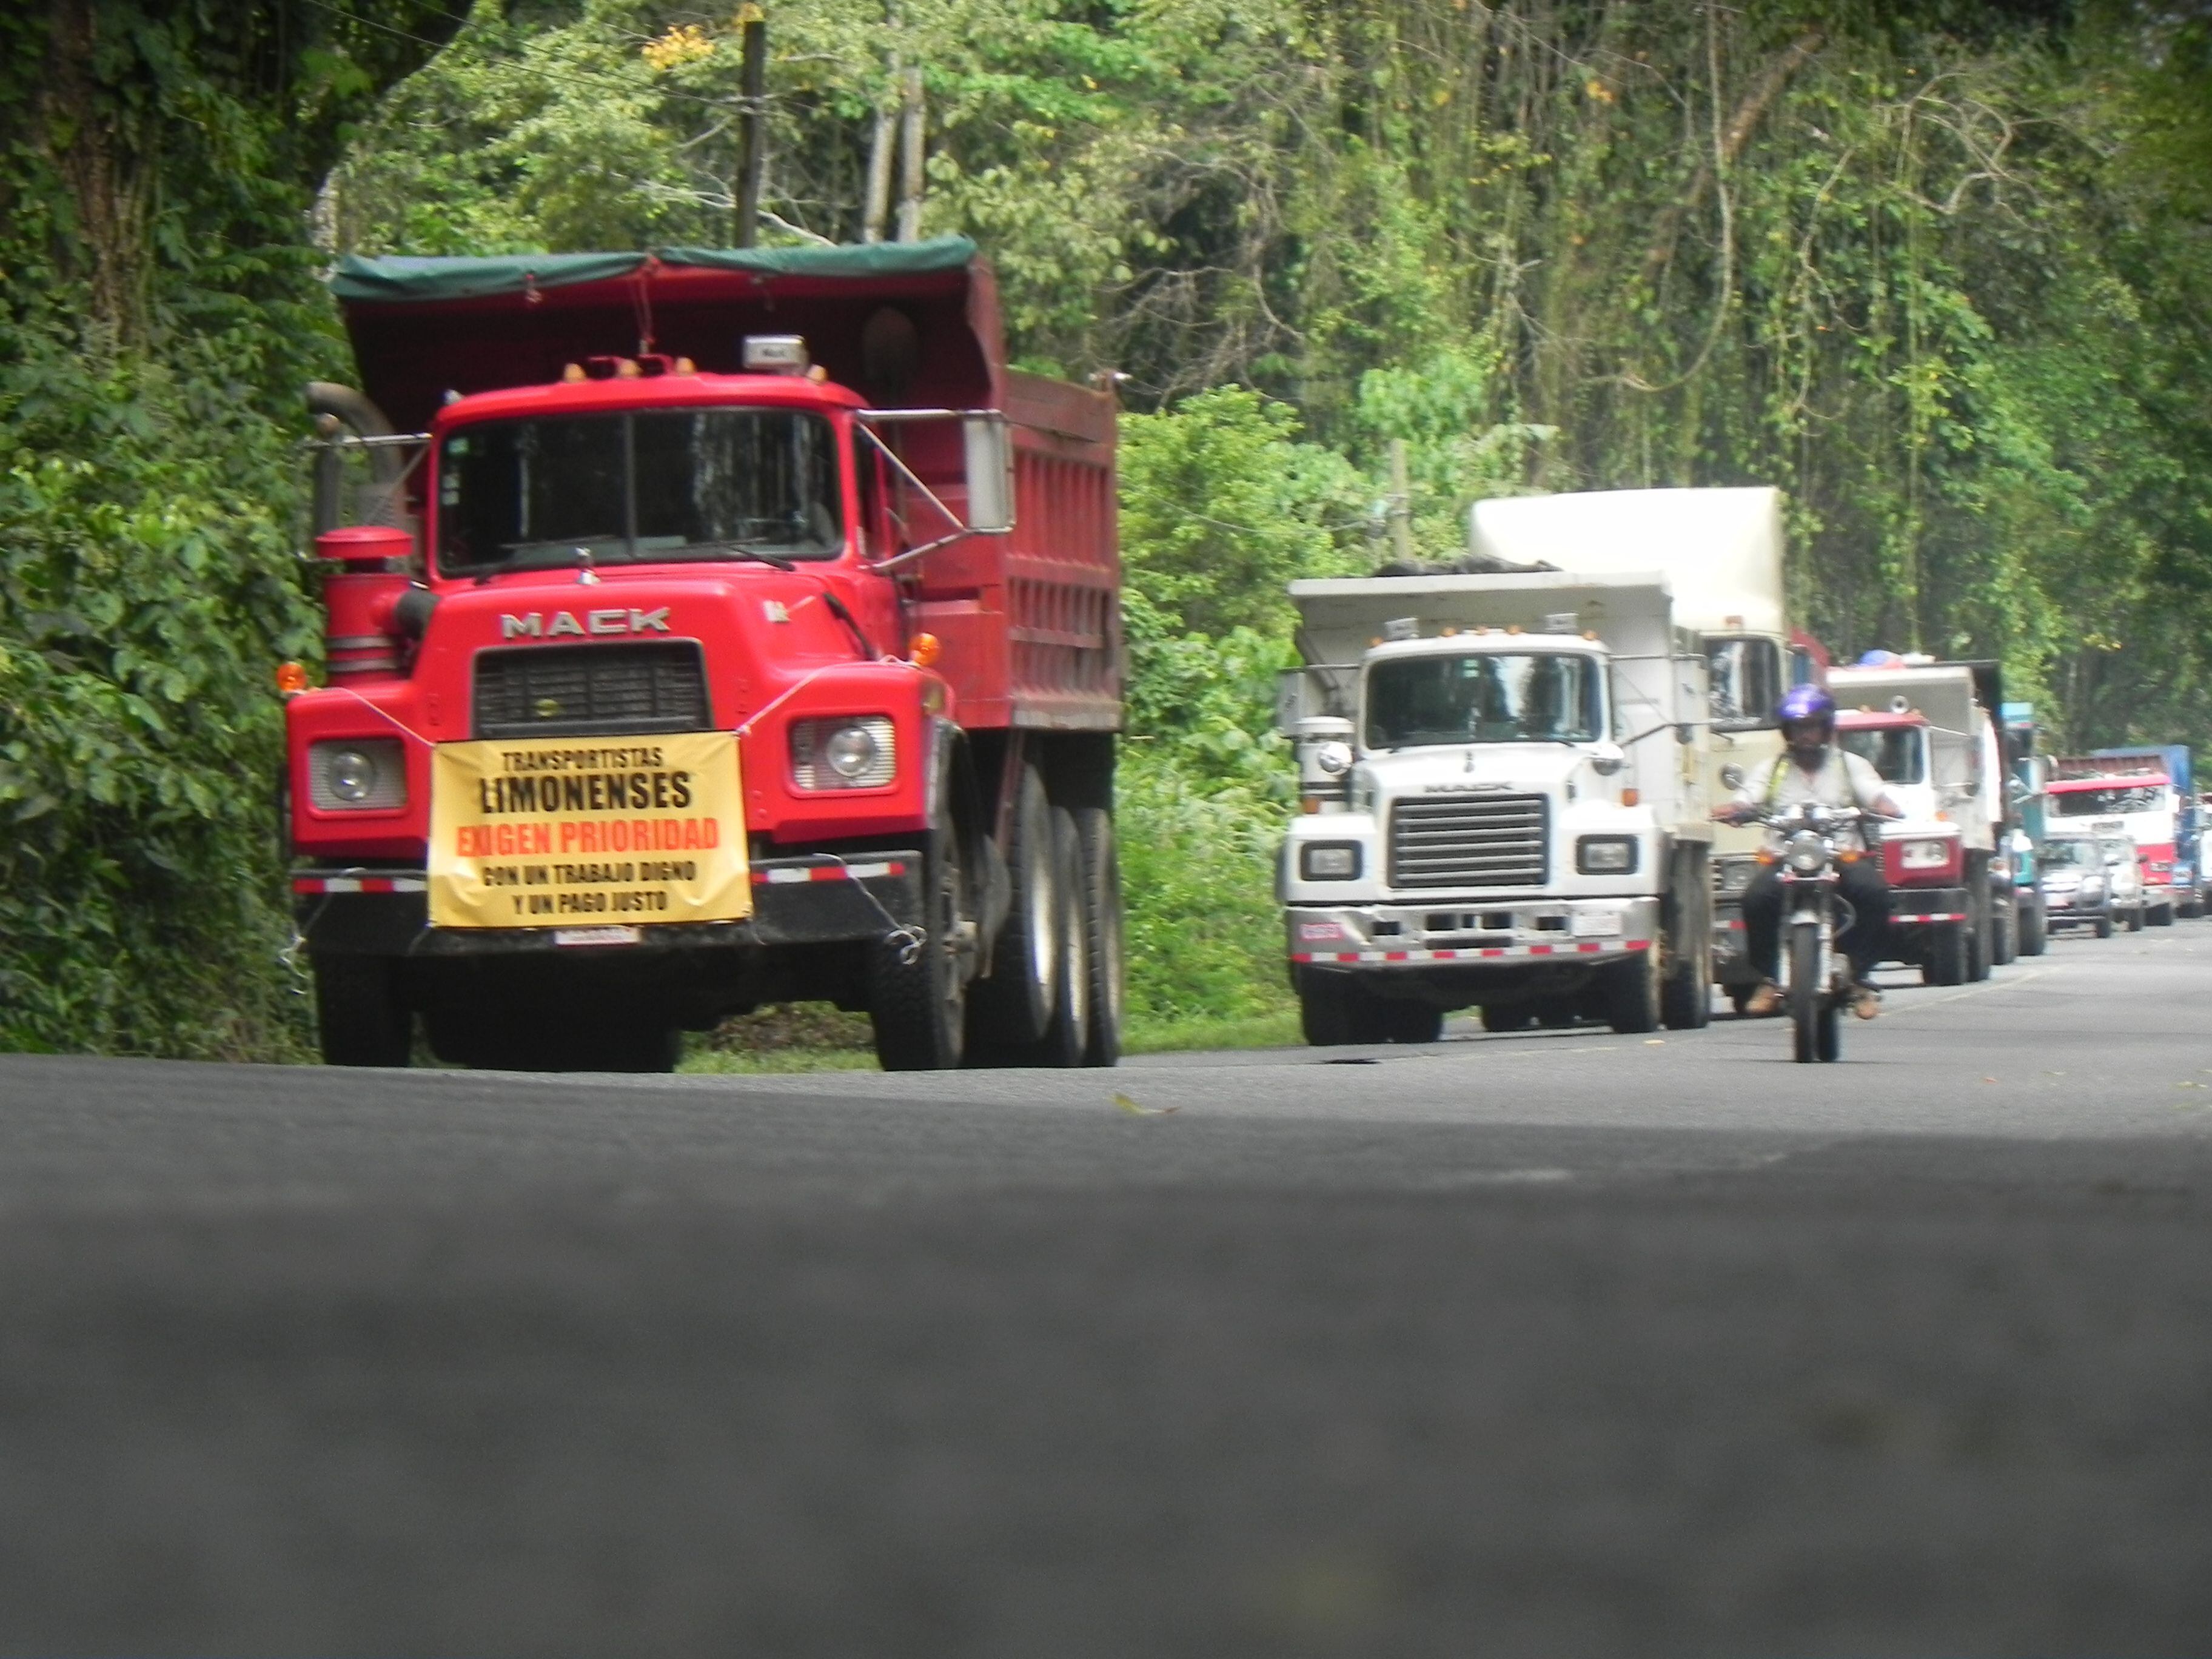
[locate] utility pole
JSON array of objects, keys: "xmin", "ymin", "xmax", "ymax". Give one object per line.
[
  {"xmin": 1387, "ymin": 438, "xmax": 1415, "ymax": 567},
  {"xmin": 895, "ymin": 63, "xmax": 925, "ymax": 242},
  {"xmin": 860, "ymin": 53, "xmax": 897, "ymax": 243},
  {"xmin": 732, "ymin": 4, "xmax": 767, "ymax": 247}
]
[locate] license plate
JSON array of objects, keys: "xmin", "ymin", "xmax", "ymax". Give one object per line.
[
  {"xmin": 554, "ymin": 926, "xmax": 643, "ymax": 947},
  {"xmin": 1570, "ymin": 910, "xmax": 1624, "ymax": 937}
]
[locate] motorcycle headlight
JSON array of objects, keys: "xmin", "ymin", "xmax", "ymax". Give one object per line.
[
  {"xmin": 791, "ymin": 717, "xmax": 896, "ymax": 789},
  {"xmin": 1576, "ymin": 835, "xmax": 1638, "ymax": 874},
  {"xmin": 309, "ymin": 739, "xmax": 406, "ymax": 811},
  {"xmin": 1785, "ymin": 830, "xmax": 1826, "ymax": 874},
  {"xmin": 1299, "ymin": 841, "xmax": 1362, "ymax": 881},
  {"xmin": 1897, "ymin": 837, "xmax": 1951, "ymax": 870}
]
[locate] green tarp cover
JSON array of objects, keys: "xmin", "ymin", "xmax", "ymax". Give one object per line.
[{"xmin": 330, "ymin": 237, "xmax": 977, "ymax": 304}]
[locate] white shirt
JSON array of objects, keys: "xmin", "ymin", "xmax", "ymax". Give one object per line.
[{"xmin": 1735, "ymin": 749, "xmax": 1891, "ymax": 851}]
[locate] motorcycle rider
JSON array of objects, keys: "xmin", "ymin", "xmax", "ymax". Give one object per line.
[{"xmin": 1719, "ymin": 685, "xmax": 1903, "ymax": 1019}]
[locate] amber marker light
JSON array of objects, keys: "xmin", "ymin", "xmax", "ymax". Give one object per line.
[
  {"xmin": 908, "ymin": 631, "xmax": 942, "ymax": 668},
  {"xmin": 1621, "ymin": 788, "xmax": 1640, "ymax": 807},
  {"xmin": 275, "ymin": 661, "xmax": 310, "ymax": 697}
]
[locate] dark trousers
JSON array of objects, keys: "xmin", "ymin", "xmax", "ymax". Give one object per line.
[{"xmin": 1741, "ymin": 860, "xmax": 1891, "ymax": 982}]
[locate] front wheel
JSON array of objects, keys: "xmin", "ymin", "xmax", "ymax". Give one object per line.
[
  {"xmin": 1660, "ymin": 860, "xmax": 1713, "ymax": 1030},
  {"xmin": 313, "ymin": 954, "xmax": 412, "ymax": 1067},
  {"xmin": 2148, "ymin": 902, "xmax": 2175, "ymax": 928},
  {"xmin": 1604, "ymin": 947, "xmax": 1663, "ymax": 1035},
  {"xmin": 870, "ymin": 824, "xmax": 971, "ymax": 1071},
  {"xmin": 2094, "ymin": 911, "xmax": 2115, "ymax": 940},
  {"xmin": 1922, "ymin": 922, "xmax": 1968, "ymax": 986},
  {"xmin": 2125, "ymin": 905, "xmax": 2145, "ymax": 934},
  {"xmin": 2018, "ymin": 894, "xmax": 2048, "ymax": 956},
  {"xmin": 1788, "ymin": 922, "xmax": 1823, "ymax": 1064}
]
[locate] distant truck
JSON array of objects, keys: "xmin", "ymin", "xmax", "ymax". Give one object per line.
[
  {"xmin": 1277, "ymin": 568, "xmax": 1714, "ymax": 1041},
  {"xmin": 286, "ymin": 238, "xmax": 1123, "ymax": 1072},
  {"xmin": 2048, "ymin": 749, "xmax": 2194, "ymax": 925},
  {"xmin": 1466, "ymin": 488, "xmax": 1791, "ymax": 1013},
  {"xmin": 1828, "ymin": 657, "xmax": 2009, "ymax": 984},
  {"xmin": 2087, "ymin": 746, "xmax": 2199, "ymax": 919}
]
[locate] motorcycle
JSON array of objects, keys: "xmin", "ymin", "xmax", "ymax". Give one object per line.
[{"xmin": 1754, "ymin": 803, "xmax": 1875, "ymax": 1064}]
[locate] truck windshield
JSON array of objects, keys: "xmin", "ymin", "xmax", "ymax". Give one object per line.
[
  {"xmin": 2041, "ymin": 839, "xmax": 2095, "ymax": 870},
  {"xmin": 437, "ymin": 409, "xmax": 841, "ymax": 573},
  {"xmin": 2054, "ymin": 785, "xmax": 2165, "ymax": 817},
  {"xmin": 1840, "ymin": 726, "xmax": 1926, "ymax": 784},
  {"xmin": 1707, "ymin": 635, "xmax": 1781, "ymax": 729},
  {"xmin": 1364, "ymin": 652, "xmax": 1604, "ymax": 749}
]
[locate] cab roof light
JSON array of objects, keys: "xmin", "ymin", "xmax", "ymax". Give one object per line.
[{"xmin": 743, "ymin": 335, "xmax": 809, "ymax": 375}]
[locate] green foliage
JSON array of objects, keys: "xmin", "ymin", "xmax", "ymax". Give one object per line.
[{"xmin": 0, "ymin": 325, "xmax": 321, "ymax": 1056}]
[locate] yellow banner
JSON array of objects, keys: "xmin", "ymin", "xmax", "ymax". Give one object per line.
[{"xmin": 427, "ymin": 732, "xmax": 750, "ymax": 929}]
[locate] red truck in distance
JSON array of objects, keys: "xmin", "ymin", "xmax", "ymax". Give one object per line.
[{"xmin": 287, "ymin": 239, "xmax": 1122, "ymax": 1072}]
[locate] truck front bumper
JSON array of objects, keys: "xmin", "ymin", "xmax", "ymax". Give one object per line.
[
  {"xmin": 1287, "ymin": 896, "xmax": 1659, "ymax": 967},
  {"xmin": 293, "ymin": 854, "xmax": 922, "ymax": 957},
  {"xmin": 1887, "ymin": 886, "xmax": 1968, "ymax": 927}
]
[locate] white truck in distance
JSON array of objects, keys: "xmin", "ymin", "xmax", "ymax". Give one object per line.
[
  {"xmin": 1278, "ymin": 569, "xmax": 1714, "ymax": 1042},
  {"xmin": 1469, "ymin": 488, "xmax": 1791, "ymax": 1011}
]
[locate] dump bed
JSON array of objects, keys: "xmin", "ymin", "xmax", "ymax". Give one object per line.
[{"xmin": 330, "ymin": 238, "xmax": 1118, "ymax": 731}]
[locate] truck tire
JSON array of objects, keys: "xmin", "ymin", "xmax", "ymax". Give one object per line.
[
  {"xmin": 871, "ymin": 824, "xmax": 971, "ymax": 1071},
  {"xmin": 2094, "ymin": 911, "xmax": 2114, "ymax": 940},
  {"xmin": 313, "ymin": 954, "xmax": 412, "ymax": 1067},
  {"xmin": 977, "ymin": 808, "xmax": 1090, "ymax": 1068},
  {"xmin": 1386, "ymin": 1002, "xmax": 1445, "ymax": 1043},
  {"xmin": 1073, "ymin": 806, "xmax": 1124, "ymax": 1067},
  {"xmin": 1922, "ymin": 922, "xmax": 1968, "ymax": 986},
  {"xmin": 1604, "ymin": 947, "xmax": 1663, "ymax": 1034},
  {"xmin": 1660, "ymin": 857, "xmax": 1713, "ymax": 1030},
  {"xmin": 1297, "ymin": 970, "xmax": 1401, "ymax": 1045},
  {"xmin": 1991, "ymin": 886, "xmax": 2018, "ymax": 966},
  {"xmin": 2125, "ymin": 904, "xmax": 2145, "ymax": 933},
  {"xmin": 1965, "ymin": 860, "xmax": 1992, "ymax": 982},
  {"xmin": 2149, "ymin": 902, "xmax": 2175, "ymax": 927},
  {"xmin": 2182, "ymin": 895, "xmax": 2204, "ymax": 920},
  {"xmin": 966, "ymin": 765, "xmax": 1059, "ymax": 1048},
  {"xmin": 2018, "ymin": 893, "xmax": 2048, "ymax": 956},
  {"xmin": 1480, "ymin": 1003, "xmax": 1538, "ymax": 1033}
]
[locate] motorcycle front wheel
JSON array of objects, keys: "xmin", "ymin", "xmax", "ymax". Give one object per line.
[{"xmin": 1788, "ymin": 921, "xmax": 1824, "ymax": 1064}]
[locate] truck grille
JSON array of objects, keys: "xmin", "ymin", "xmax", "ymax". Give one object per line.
[
  {"xmin": 1388, "ymin": 793, "xmax": 1549, "ymax": 889},
  {"xmin": 472, "ymin": 643, "xmax": 711, "ymax": 739}
]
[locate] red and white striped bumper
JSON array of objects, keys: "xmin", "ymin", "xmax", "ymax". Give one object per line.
[{"xmin": 1292, "ymin": 940, "xmax": 1652, "ymax": 965}]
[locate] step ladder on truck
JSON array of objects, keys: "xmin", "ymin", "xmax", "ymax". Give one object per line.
[{"xmin": 284, "ymin": 239, "xmax": 1124, "ymax": 1072}]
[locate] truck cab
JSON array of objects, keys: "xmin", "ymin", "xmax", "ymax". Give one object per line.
[{"xmin": 1280, "ymin": 571, "xmax": 1713, "ymax": 1041}]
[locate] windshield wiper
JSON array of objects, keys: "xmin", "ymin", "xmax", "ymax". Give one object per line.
[{"xmin": 662, "ymin": 541, "xmax": 800, "ymax": 570}]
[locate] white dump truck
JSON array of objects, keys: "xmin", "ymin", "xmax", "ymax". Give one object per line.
[
  {"xmin": 1828, "ymin": 657, "xmax": 2006, "ymax": 982},
  {"xmin": 1467, "ymin": 488, "xmax": 1792, "ymax": 1012},
  {"xmin": 1277, "ymin": 569, "xmax": 1714, "ymax": 1042}
]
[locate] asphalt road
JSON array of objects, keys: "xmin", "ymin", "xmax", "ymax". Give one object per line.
[{"xmin": 4, "ymin": 927, "xmax": 2212, "ymax": 1655}]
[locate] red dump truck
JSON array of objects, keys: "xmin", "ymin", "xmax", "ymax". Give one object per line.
[{"xmin": 285, "ymin": 238, "xmax": 1122, "ymax": 1072}]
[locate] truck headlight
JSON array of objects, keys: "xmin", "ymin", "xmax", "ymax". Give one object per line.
[
  {"xmin": 2079, "ymin": 876, "xmax": 2105, "ymax": 898},
  {"xmin": 1898, "ymin": 837, "xmax": 1952, "ymax": 870},
  {"xmin": 1576, "ymin": 835, "xmax": 1638, "ymax": 874},
  {"xmin": 791, "ymin": 717, "xmax": 896, "ymax": 789},
  {"xmin": 1299, "ymin": 842, "xmax": 1362, "ymax": 880},
  {"xmin": 309, "ymin": 739, "xmax": 406, "ymax": 810}
]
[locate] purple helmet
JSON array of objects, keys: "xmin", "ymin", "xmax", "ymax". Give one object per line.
[{"xmin": 1776, "ymin": 684, "xmax": 1836, "ymax": 729}]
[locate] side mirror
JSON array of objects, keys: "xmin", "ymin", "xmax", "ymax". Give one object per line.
[
  {"xmin": 1587, "ymin": 740, "xmax": 1626, "ymax": 777},
  {"xmin": 1719, "ymin": 763, "xmax": 1746, "ymax": 792},
  {"xmin": 963, "ymin": 415, "xmax": 1014, "ymax": 534}
]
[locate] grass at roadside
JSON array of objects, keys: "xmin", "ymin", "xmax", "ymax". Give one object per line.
[{"xmin": 676, "ymin": 1005, "xmax": 1304, "ymax": 1074}]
